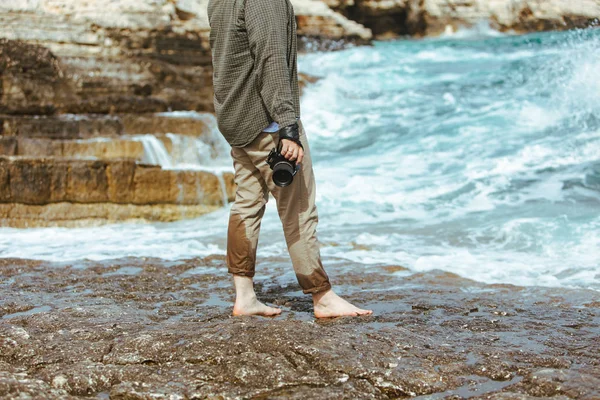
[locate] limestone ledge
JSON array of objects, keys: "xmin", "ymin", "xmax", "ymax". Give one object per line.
[
  {"xmin": 0, "ymin": 156, "xmax": 235, "ymax": 227},
  {"xmin": 0, "ymin": 112, "xmax": 218, "ymax": 139},
  {"xmin": 0, "ymin": 203, "xmax": 222, "ymax": 228},
  {"xmin": 0, "ymin": 134, "xmax": 224, "ymax": 165},
  {"xmin": 0, "ymin": 156, "xmax": 235, "ymax": 206},
  {"xmin": 0, "ymin": 136, "xmax": 146, "ymax": 160},
  {"xmin": 0, "ymin": 114, "xmax": 124, "ymax": 139}
]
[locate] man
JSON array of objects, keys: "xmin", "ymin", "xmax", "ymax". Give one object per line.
[{"xmin": 208, "ymin": 0, "xmax": 372, "ymax": 318}]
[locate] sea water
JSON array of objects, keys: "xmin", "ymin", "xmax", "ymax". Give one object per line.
[{"xmin": 1, "ymin": 29, "xmax": 599, "ymax": 290}]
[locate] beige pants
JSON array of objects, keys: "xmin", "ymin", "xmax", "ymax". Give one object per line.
[{"xmin": 227, "ymin": 122, "xmax": 331, "ymax": 294}]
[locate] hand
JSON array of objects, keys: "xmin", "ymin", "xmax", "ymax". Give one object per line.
[{"xmin": 280, "ymin": 139, "xmax": 304, "ymax": 164}]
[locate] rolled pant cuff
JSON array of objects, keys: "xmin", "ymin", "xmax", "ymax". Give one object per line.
[
  {"xmin": 228, "ymin": 268, "xmax": 255, "ymax": 278},
  {"xmin": 302, "ymin": 281, "xmax": 332, "ymax": 295}
]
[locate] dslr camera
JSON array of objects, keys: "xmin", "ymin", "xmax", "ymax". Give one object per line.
[{"xmin": 267, "ymin": 122, "xmax": 303, "ymax": 187}]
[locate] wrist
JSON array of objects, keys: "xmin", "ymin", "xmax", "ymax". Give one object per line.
[
  {"xmin": 278, "ymin": 122, "xmax": 302, "ymax": 149},
  {"xmin": 278, "ymin": 122, "xmax": 299, "ymax": 140}
]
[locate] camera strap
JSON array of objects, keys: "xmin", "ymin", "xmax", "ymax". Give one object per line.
[{"xmin": 278, "ymin": 123, "xmax": 304, "ymax": 150}]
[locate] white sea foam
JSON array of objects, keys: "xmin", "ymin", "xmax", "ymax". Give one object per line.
[{"xmin": 441, "ymin": 21, "xmax": 507, "ymax": 39}]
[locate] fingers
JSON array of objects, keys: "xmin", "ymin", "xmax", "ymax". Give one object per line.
[
  {"xmin": 297, "ymin": 148, "xmax": 304, "ymax": 164},
  {"xmin": 289, "ymin": 146, "xmax": 299, "ymax": 161},
  {"xmin": 280, "ymin": 139, "xmax": 300, "ymax": 161},
  {"xmin": 280, "ymin": 141, "xmax": 290, "ymax": 158},
  {"xmin": 283, "ymin": 145, "xmax": 295, "ymax": 160}
]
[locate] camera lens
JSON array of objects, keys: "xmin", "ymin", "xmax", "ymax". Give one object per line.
[{"xmin": 272, "ymin": 161, "xmax": 295, "ymax": 187}]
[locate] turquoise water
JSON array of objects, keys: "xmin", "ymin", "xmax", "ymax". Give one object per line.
[
  {"xmin": 1, "ymin": 29, "xmax": 598, "ymax": 290},
  {"xmin": 300, "ymin": 28, "xmax": 600, "ymax": 289}
]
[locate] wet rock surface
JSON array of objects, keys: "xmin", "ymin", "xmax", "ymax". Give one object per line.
[{"xmin": 1, "ymin": 257, "xmax": 599, "ymax": 399}]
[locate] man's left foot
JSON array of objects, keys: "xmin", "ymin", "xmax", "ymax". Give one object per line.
[
  {"xmin": 313, "ymin": 289, "xmax": 373, "ymax": 319},
  {"xmin": 233, "ymin": 296, "xmax": 282, "ymax": 317}
]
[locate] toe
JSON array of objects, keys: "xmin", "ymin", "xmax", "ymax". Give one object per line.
[{"xmin": 265, "ymin": 307, "xmax": 282, "ymax": 316}]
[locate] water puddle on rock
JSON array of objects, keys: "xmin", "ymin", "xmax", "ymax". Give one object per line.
[
  {"xmin": 2, "ymin": 305, "xmax": 52, "ymax": 320},
  {"xmin": 415, "ymin": 374, "xmax": 524, "ymax": 399},
  {"xmin": 102, "ymin": 266, "xmax": 143, "ymax": 276},
  {"xmin": 202, "ymin": 291, "xmax": 231, "ymax": 308}
]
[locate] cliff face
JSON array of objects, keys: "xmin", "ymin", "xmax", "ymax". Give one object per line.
[
  {"xmin": 0, "ymin": 0, "xmax": 372, "ymax": 116},
  {"xmin": 0, "ymin": 2, "xmax": 212, "ymax": 115},
  {"xmin": 327, "ymin": 0, "xmax": 600, "ymax": 38}
]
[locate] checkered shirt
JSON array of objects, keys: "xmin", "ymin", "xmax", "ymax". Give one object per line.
[{"xmin": 208, "ymin": 0, "xmax": 301, "ymax": 147}]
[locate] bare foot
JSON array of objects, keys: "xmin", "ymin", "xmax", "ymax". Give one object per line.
[
  {"xmin": 313, "ymin": 290, "xmax": 373, "ymax": 319},
  {"xmin": 233, "ymin": 295, "xmax": 282, "ymax": 317}
]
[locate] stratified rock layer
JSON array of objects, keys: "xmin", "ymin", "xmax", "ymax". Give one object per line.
[
  {"xmin": 0, "ymin": 111, "xmax": 235, "ymax": 227},
  {"xmin": 0, "ymin": 157, "xmax": 235, "ymax": 227},
  {"xmin": 0, "ymin": 0, "xmax": 373, "ymax": 115},
  {"xmin": 0, "ymin": 137, "xmax": 145, "ymax": 160},
  {"xmin": 1, "ymin": 258, "xmax": 599, "ymax": 398}
]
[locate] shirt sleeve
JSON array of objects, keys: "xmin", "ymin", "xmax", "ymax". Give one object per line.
[{"xmin": 245, "ymin": 0, "xmax": 297, "ymax": 128}]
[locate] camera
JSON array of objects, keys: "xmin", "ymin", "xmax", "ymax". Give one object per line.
[{"xmin": 267, "ymin": 146, "xmax": 300, "ymax": 187}]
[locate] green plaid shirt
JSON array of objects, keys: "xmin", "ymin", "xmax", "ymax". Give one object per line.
[{"xmin": 208, "ymin": 0, "xmax": 300, "ymax": 147}]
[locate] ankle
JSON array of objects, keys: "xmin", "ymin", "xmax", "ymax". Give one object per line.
[
  {"xmin": 233, "ymin": 275, "xmax": 257, "ymax": 302},
  {"xmin": 312, "ymin": 289, "xmax": 334, "ymax": 305},
  {"xmin": 235, "ymin": 292, "xmax": 257, "ymax": 303}
]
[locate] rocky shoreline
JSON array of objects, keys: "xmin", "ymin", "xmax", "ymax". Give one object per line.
[
  {"xmin": 1, "ymin": 0, "xmax": 599, "ymax": 227},
  {"xmin": 1, "ymin": 257, "xmax": 599, "ymax": 399},
  {"xmin": 1, "ymin": 2, "xmax": 599, "ymax": 399}
]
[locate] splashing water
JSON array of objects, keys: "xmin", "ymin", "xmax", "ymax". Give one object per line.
[
  {"xmin": 133, "ymin": 135, "xmax": 173, "ymax": 167},
  {"xmin": 130, "ymin": 112, "xmax": 232, "ymax": 169},
  {"xmin": 298, "ymin": 28, "xmax": 600, "ymax": 289},
  {"xmin": 158, "ymin": 111, "xmax": 232, "ymax": 164},
  {"xmin": 1, "ymin": 29, "xmax": 599, "ymax": 290}
]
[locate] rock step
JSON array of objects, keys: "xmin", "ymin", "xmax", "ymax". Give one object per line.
[
  {"xmin": 0, "ymin": 134, "xmax": 230, "ymax": 171},
  {"xmin": 0, "ymin": 156, "xmax": 235, "ymax": 207},
  {"xmin": 120, "ymin": 113, "xmax": 216, "ymax": 136},
  {"xmin": 0, "ymin": 137, "xmax": 145, "ymax": 160},
  {"xmin": 0, "ymin": 114, "xmax": 124, "ymax": 139},
  {"xmin": 0, "ymin": 203, "xmax": 224, "ymax": 228},
  {"xmin": 0, "ymin": 112, "xmax": 217, "ymax": 139}
]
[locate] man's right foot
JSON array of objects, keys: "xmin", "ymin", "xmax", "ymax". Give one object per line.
[
  {"xmin": 313, "ymin": 289, "xmax": 373, "ymax": 319},
  {"xmin": 233, "ymin": 296, "xmax": 282, "ymax": 317}
]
